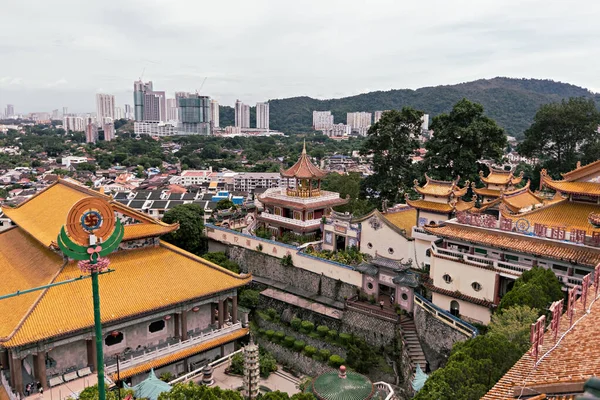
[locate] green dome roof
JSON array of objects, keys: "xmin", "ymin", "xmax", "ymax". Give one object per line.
[{"xmin": 312, "ymin": 369, "xmax": 374, "ymax": 400}]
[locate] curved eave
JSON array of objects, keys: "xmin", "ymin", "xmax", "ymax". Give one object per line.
[
  {"xmin": 542, "ymin": 175, "xmax": 600, "ymax": 196},
  {"xmin": 352, "ymin": 208, "xmax": 414, "ymax": 240},
  {"xmin": 414, "ymin": 186, "xmax": 453, "ymax": 197},
  {"xmin": 280, "ymin": 154, "xmax": 328, "ymax": 180},
  {"xmin": 473, "ymin": 187, "xmax": 502, "ymax": 197},
  {"xmin": 406, "ymin": 199, "xmax": 453, "ymax": 213}
]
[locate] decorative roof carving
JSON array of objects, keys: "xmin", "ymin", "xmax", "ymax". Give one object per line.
[{"xmin": 280, "ymin": 141, "xmax": 327, "ymax": 179}]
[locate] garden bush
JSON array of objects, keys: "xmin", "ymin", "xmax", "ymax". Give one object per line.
[
  {"xmin": 283, "ymin": 336, "xmax": 296, "ymax": 348},
  {"xmin": 318, "ymin": 349, "xmax": 331, "ymax": 362},
  {"xmin": 329, "ymin": 355, "xmax": 345, "ymax": 368},
  {"xmin": 273, "ymin": 331, "xmax": 285, "ymax": 343},
  {"xmin": 339, "ymin": 333, "xmax": 352, "ymax": 345},
  {"xmin": 258, "ymin": 328, "xmax": 266, "ymax": 337},
  {"xmin": 304, "ymin": 345, "xmax": 317, "ymax": 357},
  {"xmin": 300, "ymin": 321, "xmax": 314, "ymax": 333},
  {"xmin": 290, "ymin": 318, "xmax": 302, "ymax": 331},
  {"xmin": 316, "ymin": 325, "xmax": 329, "ymax": 337},
  {"xmin": 293, "ymin": 340, "xmax": 306, "ymax": 352},
  {"xmin": 266, "ymin": 308, "xmax": 279, "ymax": 320},
  {"xmin": 265, "ymin": 330, "xmax": 275, "ymax": 340},
  {"xmin": 327, "ymin": 330, "xmax": 338, "ymax": 341},
  {"xmin": 308, "ymin": 332, "xmax": 320, "ymax": 339}
]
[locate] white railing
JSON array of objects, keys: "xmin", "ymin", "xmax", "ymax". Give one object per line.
[
  {"xmin": 262, "ymin": 188, "xmax": 341, "ymax": 205},
  {"xmin": 259, "ymin": 213, "xmax": 322, "ymax": 228},
  {"xmin": 374, "ymin": 381, "xmax": 395, "ymax": 400},
  {"xmin": 414, "ymin": 294, "xmax": 478, "ymax": 337},
  {"xmin": 412, "ymin": 227, "xmax": 434, "ymax": 236},
  {"xmin": 168, "ymin": 349, "xmax": 244, "ymax": 385},
  {"xmin": 1, "ymin": 371, "xmax": 20, "ymax": 400},
  {"xmin": 105, "ymin": 323, "xmax": 243, "ymax": 374}
]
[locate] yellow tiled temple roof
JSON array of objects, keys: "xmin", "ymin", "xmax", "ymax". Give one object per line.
[
  {"xmin": 2, "ymin": 180, "xmax": 177, "ymax": 247},
  {"xmin": 473, "ymin": 187, "xmax": 502, "ymax": 198},
  {"xmin": 113, "ymin": 328, "xmax": 249, "ymax": 380},
  {"xmin": 405, "ymin": 199, "xmax": 454, "ymax": 213},
  {"xmin": 501, "ymin": 182, "xmax": 545, "ymax": 213},
  {"xmin": 425, "ymin": 223, "xmax": 600, "ymax": 267},
  {"xmin": 0, "ymin": 228, "xmax": 64, "ymax": 342},
  {"xmin": 383, "ymin": 207, "xmax": 417, "ymax": 238},
  {"xmin": 500, "ymin": 200, "xmax": 600, "ymax": 235},
  {"xmin": 413, "ymin": 174, "xmax": 468, "ymax": 197},
  {"xmin": 2, "ymin": 241, "xmax": 251, "ymax": 347},
  {"xmin": 455, "ymin": 198, "xmax": 476, "ymax": 212},
  {"xmin": 561, "ymin": 159, "xmax": 600, "ymax": 181},
  {"xmin": 479, "ymin": 165, "xmax": 524, "ymax": 186},
  {"xmin": 541, "ymin": 178, "xmax": 600, "ymax": 197}
]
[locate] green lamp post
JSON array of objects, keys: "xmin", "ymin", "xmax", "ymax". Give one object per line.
[{"xmin": 57, "ymin": 197, "xmax": 124, "ymax": 400}]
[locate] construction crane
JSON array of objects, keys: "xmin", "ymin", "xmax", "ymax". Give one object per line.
[
  {"xmin": 139, "ymin": 67, "xmax": 146, "ymax": 81},
  {"xmin": 196, "ymin": 77, "xmax": 207, "ymax": 94}
]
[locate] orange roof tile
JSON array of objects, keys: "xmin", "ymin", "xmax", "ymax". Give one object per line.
[
  {"xmin": 500, "ymin": 200, "xmax": 600, "ymax": 235},
  {"xmin": 501, "ymin": 183, "xmax": 545, "ymax": 213},
  {"xmin": 2, "ymin": 179, "xmax": 177, "ymax": 247},
  {"xmin": 414, "ymin": 174, "xmax": 469, "ymax": 197},
  {"xmin": 383, "ymin": 207, "xmax": 417, "ymax": 238},
  {"xmin": 425, "ymin": 222, "xmax": 600, "ymax": 267},
  {"xmin": 455, "ymin": 198, "xmax": 476, "ymax": 212},
  {"xmin": 473, "ymin": 187, "xmax": 503, "ymax": 198},
  {"xmin": 480, "ymin": 166, "xmax": 524, "ymax": 186},
  {"xmin": 281, "ymin": 142, "xmax": 327, "ymax": 179},
  {"xmin": 561, "ymin": 159, "xmax": 600, "ymax": 181},
  {"xmin": 405, "ymin": 199, "xmax": 454, "ymax": 213},
  {"xmin": 483, "ymin": 285, "xmax": 600, "ymax": 399},
  {"xmin": 113, "ymin": 328, "xmax": 249, "ymax": 380},
  {"xmin": 542, "ymin": 178, "xmax": 600, "ymax": 197},
  {"xmin": 2, "ymin": 242, "xmax": 251, "ymax": 347}
]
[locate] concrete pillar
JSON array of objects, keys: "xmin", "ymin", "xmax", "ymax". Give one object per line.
[
  {"xmin": 220, "ymin": 345, "xmax": 225, "ymax": 358},
  {"xmin": 218, "ymin": 300, "xmax": 224, "ymax": 328},
  {"xmin": 33, "ymin": 352, "xmax": 48, "ymax": 390},
  {"xmin": 87, "ymin": 338, "xmax": 97, "ymax": 371},
  {"xmin": 211, "ymin": 303, "xmax": 216, "ymax": 325},
  {"xmin": 11, "ymin": 352, "xmax": 23, "ymax": 395},
  {"xmin": 232, "ymin": 296, "xmax": 238, "ymax": 324},
  {"xmin": 174, "ymin": 313, "xmax": 181, "ymax": 339},
  {"xmin": 181, "ymin": 311, "xmax": 188, "ymax": 341}
]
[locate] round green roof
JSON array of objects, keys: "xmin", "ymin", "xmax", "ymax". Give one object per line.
[{"xmin": 312, "ymin": 369, "xmax": 374, "ymax": 400}]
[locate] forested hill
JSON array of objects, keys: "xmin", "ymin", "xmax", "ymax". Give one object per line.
[{"xmin": 220, "ymin": 78, "xmax": 598, "ymax": 138}]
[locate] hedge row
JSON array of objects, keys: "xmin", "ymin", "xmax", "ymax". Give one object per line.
[{"xmin": 258, "ymin": 329, "xmax": 345, "ymax": 367}]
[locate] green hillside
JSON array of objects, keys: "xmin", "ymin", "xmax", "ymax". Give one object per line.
[{"xmin": 220, "ymin": 78, "xmax": 598, "ymax": 138}]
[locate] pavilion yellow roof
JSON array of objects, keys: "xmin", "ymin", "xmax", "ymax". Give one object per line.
[
  {"xmin": 479, "ymin": 166, "xmax": 524, "ymax": 186},
  {"xmin": 500, "ymin": 182, "xmax": 545, "ymax": 213},
  {"xmin": 0, "ymin": 227, "xmax": 64, "ymax": 343},
  {"xmin": 473, "ymin": 187, "xmax": 502, "ymax": 198},
  {"xmin": 455, "ymin": 198, "xmax": 476, "ymax": 212},
  {"xmin": 281, "ymin": 141, "xmax": 327, "ymax": 180},
  {"xmin": 561, "ymin": 159, "xmax": 600, "ymax": 181},
  {"xmin": 1, "ymin": 179, "xmax": 177, "ymax": 247},
  {"xmin": 405, "ymin": 199, "xmax": 454, "ymax": 213},
  {"xmin": 413, "ymin": 174, "xmax": 467, "ymax": 197},
  {"xmin": 425, "ymin": 223, "xmax": 600, "ymax": 267},
  {"xmin": 541, "ymin": 176, "xmax": 600, "ymax": 197},
  {"xmin": 113, "ymin": 328, "xmax": 249, "ymax": 380},
  {"xmin": 1, "ymin": 240, "xmax": 251, "ymax": 347},
  {"xmin": 500, "ymin": 200, "xmax": 600, "ymax": 235},
  {"xmin": 383, "ymin": 207, "xmax": 417, "ymax": 238}
]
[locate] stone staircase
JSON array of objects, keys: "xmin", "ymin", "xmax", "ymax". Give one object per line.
[{"xmin": 399, "ymin": 316, "xmax": 427, "ymax": 373}]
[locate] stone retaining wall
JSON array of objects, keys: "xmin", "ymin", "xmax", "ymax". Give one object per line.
[
  {"xmin": 256, "ymin": 337, "xmax": 331, "ymax": 377},
  {"xmin": 340, "ymin": 309, "xmax": 396, "ymax": 347}
]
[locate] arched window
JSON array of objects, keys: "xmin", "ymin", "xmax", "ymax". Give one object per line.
[
  {"xmin": 443, "ymin": 274, "xmax": 452, "ymax": 284},
  {"xmin": 105, "ymin": 332, "xmax": 124, "ymax": 346},
  {"xmin": 472, "ymin": 282, "xmax": 482, "ymax": 292},
  {"xmin": 450, "ymin": 301, "xmax": 460, "ymax": 317}
]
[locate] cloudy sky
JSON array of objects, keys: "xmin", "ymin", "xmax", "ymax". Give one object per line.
[{"xmin": 1, "ymin": 0, "xmax": 599, "ymax": 114}]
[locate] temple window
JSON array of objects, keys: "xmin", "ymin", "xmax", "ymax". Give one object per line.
[
  {"xmin": 443, "ymin": 274, "xmax": 452, "ymax": 284},
  {"xmin": 274, "ymin": 207, "xmax": 281, "ymax": 216},
  {"xmin": 388, "ymin": 247, "xmax": 394, "ymax": 255},
  {"xmin": 401, "ymin": 293, "xmax": 408, "ymax": 301},
  {"xmin": 293, "ymin": 211, "xmax": 302, "ymax": 220},
  {"xmin": 149, "ymin": 320, "xmax": 166, "ymax": 333},
  {"xmin": 367, "ymin": 242, "xmax": 373, "ymax": 249},
  {"xmin": 105, "ymin": 331, "xmax": 124, "ymax": 346},
  {"xmin": 307, "ymin": 211, "xmax": 314, "ymax": 220},
  {"xmin": 450, "ymin": 301, "xmax": 460, "ymax": 317},
  {"xmin": 471, "ymin": 282, "xmax": 482, "ymax": 292},
  {"xmin": 367, "ymin": 283, "xmax": 374, "ymax": 290}
]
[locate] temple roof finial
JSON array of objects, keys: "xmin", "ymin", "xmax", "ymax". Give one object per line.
[{"xmin": 302, "ymin": 139, "xmax": 307, "ymax": 155}]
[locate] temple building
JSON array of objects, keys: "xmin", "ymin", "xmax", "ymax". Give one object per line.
[
  {"xmin": 423, "ymin": 160, "xmax": 600, "ymax": 324},
  {"xmin": 257, "ymin": 143, "xmax": 347, "ymax": 238},
  {"xmin": 0, "ymin": 179, "xmax": 251, "ymax": 396},
  {"xmin": 474, "ymin": 180, "xmax": 549, "ymax": 215},
  {"xmin": 473, "ymin": 165, "xmax": 524, "ymax": 204}
]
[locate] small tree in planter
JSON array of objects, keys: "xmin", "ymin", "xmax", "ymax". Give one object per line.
[
  {"xmin": 290, "ymin": 318, "xmax": 302, "ymax": 331},
  {"xmin": 300, "ymin": 321, "xmax": 314, "ymax": 334},
  {"xmin": 304, "ymin": 345, "xmax": 317, "ymax": 358},
  {"xmin": 273, "ymin": 331, "xmax": 285, "ymax": 343},
  {"xmin": 316, "ymin": 325, "xmax": 329, "ymax": 337},
  {"xmin": 283, "ymin": 336, "xmax": 296, "ymax": 348},
  {"xmin": 318, "ymin": 349, "xmax": 331, "ymax": 362},
  {"xmin": 293, "ymin": 340, "xmax": 306, "ymax": 352}
]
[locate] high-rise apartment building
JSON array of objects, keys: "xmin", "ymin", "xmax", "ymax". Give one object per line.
[
  {"xmin": 256, "ymin": 102, "xmax": 269, "ymax": 130},
  {"xmin": 115, "ymin": 107, "xmax": 124, "ymax": 120},
  {"xmin": 52, "ymin": 109, "xmax": 59, "ymax": 120},
  {"xmin": 5, "ymin": 105, "xmax": 14, "ymax": 118},
  {"xmin": 133, "ymin": 80, "xmax": 166, "ymax": 122},
  {"xmin": 63, "ymin": 116, "xmax": 85, "ymax": 133},
  {"xmin": 210, "ymin": 100, "xmax": 219, "ymax": 128},
  {"xmin": 235, "ymin": 100, "xmax": 250, "ymax": 128},
  {"xmin": 124, "ymin": 104, "xmax": 133, "ymax": 120},
  {"xmin": 421, "ymin": 114, "xmax": 430, "ymax": 131},
  {"xmin": 85, "ymin": 117, "xmax": 98, "ymax": 143},
  {"xmin": 96, "ymin": 93, "xmax": 115, "ymax": 125},
  {"xmin": 347, "ymin": 112, "xmax": 372, "ymax": 129},
  {"xmin": 103, "ymin": 123, "xmax": 115, "ymax": 141},
  {"xmin": 312, "ymin": 111, "xmax": 334, "ymax": 130},
  {"xmin": 166, "ymin": 98, "xmax": 178, "ymax": 122},
  {"xmin": 177, "ymin": 93, "xmax": 211, "ymax": 135},
  {"xmin": 62, "ymin": 107, "xmax": 68, "ymax": 117}
]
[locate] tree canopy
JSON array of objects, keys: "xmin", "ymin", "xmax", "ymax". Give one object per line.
[
  {"xmin": 161, "ymin": 203, "xmax": 207, "ymax": 255},
  {"xmin": 320, "ymin": 172, "xmax": 375, "ymax": 217},
  {"xmin": 498, "ymin": 266, "xmax": 563, "ymax": 312},
  {"xmin": 78, "ymin": 385, "xmax": 133, "ymax": 400},
  {"xmin": 488, "ymin": 305, "xmax": 539, "ymax": 351},
  {"xmin": 201, "ymin": 252, "xmax": 240, "ymax": 273},
  {"xmin": 360, "ymin": 108, "xmax": 423, "ymax": 203},
  {"xmin": 422, "ymin": 98, "xmax": 507, "ymax": 183},
  {"xmin": 518, "ymin": 97, "xmax": 600, "ymax": 175},
  {"xmin": 158, "ymin": 382, "xmax": 242, "ymax": 400}
]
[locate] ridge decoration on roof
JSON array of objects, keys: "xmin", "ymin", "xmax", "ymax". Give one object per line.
[
  {"xmin": 280, "ymin": 140, "xmax": 327, "ymax": 180},
  {"xmin": 413, "ymin": 174, "xmax": 469, "ymax": 197},
  {"xmin": 479, "ymin": 165, "xmax": 524, "ymax": 186},
  {"xmin": 541, "ymin": 166, "xmax": 600, "ymax": 197}
]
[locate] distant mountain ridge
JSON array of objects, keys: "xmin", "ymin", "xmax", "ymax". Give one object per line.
[{"xmin": 220, "ymin": 78, "xmax": 598, "ymax": 138}]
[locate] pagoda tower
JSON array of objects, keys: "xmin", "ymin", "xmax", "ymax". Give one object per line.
[
  {"xmin": 243, "ymin": 336, "xmax": 260, "ymax": 400},
  {"xmin": 257, "ymin": 141, "xmax": 348, "ymax": 238},
  {"xmin": 474, "ymin": 165, "xmax": 524, "ymax": 204}
]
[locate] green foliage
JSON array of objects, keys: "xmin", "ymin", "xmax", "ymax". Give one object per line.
[
  {"xmin": 283, "ymin": 336, "xmax": 296, "ymax": 348},
  {"xmin": 320, "ymin": 172, "xmax": 375, "ymax": 217},
  {"xmin": 339, "ymin": 333, "xmax": 352, "ymax": 345},
  {"xmin": 265, "ymin": 330, "xmax": 275, "ymax": 340},
  {"xmin": 345, "ymin": 337, "xmax": 380, "ymax": 374},
  {"xmin": 318, "ymin": 349, "xmax": 331, "ymax": 362},
  {"xmin": 259, "ymin": 392, "xmax": 316, "ymax": 400},
  {"xmin": 290, "ymin": 318, "xmax": 302, "ymax": 331},
  {"xmin": 293, "ymin": 340, "xmax": 306, "ymax": 351},
  {"xmin": 281, "ymin": 254, "xmax": 294, "ymax": 267},
  {"xmin": 258, "ymin": 328, "xmax": 266, "ymax": 337},
  {"xmin": 414, "ymin": 333, "xmax": 522, "ymax": 400},
  {"xmin": 266, "ymin": 308, "xmax": 279, "ymax": 320},
  {"xmin": 273, "ymin": 331, "xmax": 285, "ymax": 343},
  {"xmin": 239, "ymin": 289, "xmax": 260, "ymax": 309},
  {"xmin": 316, "ymin": 325, "xmax": 329, "ymax": 337},
  {"xmin": 290, "ymin": 394, "xmax": 316, "ymax": 400},
  {"xmin": 78, "ymin": 385, "xmax": 133, "ymax": 400},
  {"xmin": 422, "ymin": 98, "xmax": 507, "ymax": 183},
  {"xmin": 229, "ymin": 352, "xmax": 244, "ymax": 375},
  {"xmin": 159, "ymin": 372, "xmax": 174, "ymax": 382},
  {"xmin": 255, "ymin": 227, "xmax": 272, "ymax": 239},
  {"xmin": 259, "ymin": 350, "xmax": 278, "ymax": 378},
  {"xmin": 215, "ymin": 199, "xmax": 235, "ymax": 210},
  {"xmin": 518, "ymin": 97, "xmax": 600, "ymax": 173},
  {"xmin": 73, "ymin": 162, "xmax": 97, "ymax": 172},
  {"xmin": 162, "ymin": 204, "xmax": 207, "ymax": 255},
  {"xmin": 201, "ymin": 252, "xmax": 240, "ymax": 273},
  {"xmin": 489, "ymin": 305, "xmax": 539, "ymax": 351},
  {"xmin": 300, "ymin": 321, "xmax": 314, "ymax": 333},
  {"xmin": 360, "ymin": 108, "xmax": 423, "ymax": 203},
  {"xmin": 304, "ymin": 345, "xmax": 317, "ymax": 357},
  {"xmin": 304, "ymin": 246, "xmax": 365, "ymax": 265},
  {"xmin": 159, "ymin": 381, "xmax": 243, "ymax": 400},
  {"xmin": 328, "ymin": 355, "xmax": 345, "ymax": 368},
  {"xmin": 327, "ymin": 329, "xmax": 338, "ymax": 341},
  {"xmin": 498, "ymin": 266, "xmax": 563, "ymax": 312}
]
